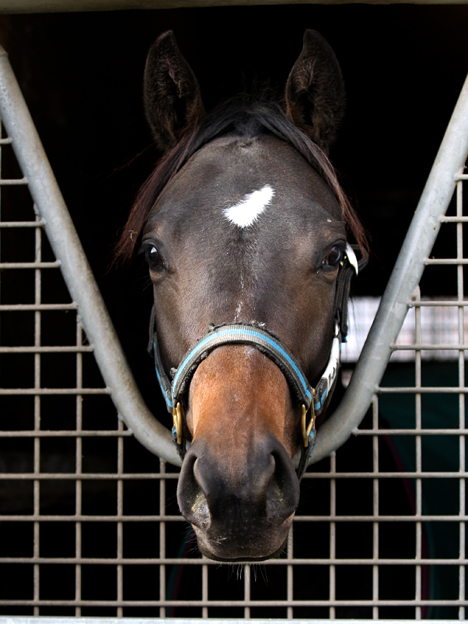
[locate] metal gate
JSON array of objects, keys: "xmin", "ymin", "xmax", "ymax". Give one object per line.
[{"xmin": 0, "ymin": 40, "xmax": 468, "ymax": 619}]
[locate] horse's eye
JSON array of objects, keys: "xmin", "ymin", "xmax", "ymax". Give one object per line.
[
  {"xmin": 144, "ymin": 244, "xmax": 163, "ymax": 269},
  {"xmin": 323, "ymin": 245, "xmax": 344, "ymax": 268}
]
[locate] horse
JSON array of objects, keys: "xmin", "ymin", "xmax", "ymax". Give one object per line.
[{"xmin": 115, "ymin": 30, "xmax": 367, "ymax": 562}]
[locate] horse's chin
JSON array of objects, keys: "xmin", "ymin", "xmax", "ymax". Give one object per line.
[{"xmin": 191, "ymin": 515, "xmax": 294, "ymax": 562}]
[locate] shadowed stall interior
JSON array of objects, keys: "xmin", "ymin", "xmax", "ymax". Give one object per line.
[{"xmin": 0, "ymin": 4, "xmax": 467, "ymax": 617}]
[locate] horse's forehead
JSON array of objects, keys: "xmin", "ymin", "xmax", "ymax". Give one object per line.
[{"xmin": 152, "ymin": 136, "xmax": 341, "ymax": 226}]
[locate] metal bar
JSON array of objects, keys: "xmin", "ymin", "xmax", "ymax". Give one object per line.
[
  {"xmin": 0, "ymin": 177, "xmax": 27, "ymax": 184},
  {"xmin": 408, "ymin": 300, "xmax": 468, "ymax": 306},
  {"xmin": 6, "ymin": 469, "xmax": 468, "ymax": 479},
  {"xmin": 414, "ymin": 288, "xmax": 422, "ymax": 620},
  {"xmin": 202, "ymin": 563, "xmax": 208, "ymax": 618},
  {"xmin": 33, "ymin": 228, "xmax": 41, "ymax": 617},
  {"xmin": 159, "ymin": 459, "xmax": 166, "ymax": 619},
  {"xmin": 313, "ymin": 72, "xmax": 468, "ymax": 463},
  {"xmin": 0, "ymin": 515, "xmax": 187, "ymax": 522},
  {"xmin": 457, "ymin": 175, "xmax": 466, "ymax": 621},
  {"xmin": 391, "ymin": 344, "xmax": 468, "ymax": 349},
  {"xmin": 0, "ymin": 220, "xmax": 45, "ymax": 227},
  {"xmin": 243, "ymin": 565, "xmax": 250, "ymax": 619},
  {"xmin": 440, "ymin": 216, "xmax": 468, "ymax": 222},
  {"xmin": 0, "ymin": 346, "xmax": 94, "ymax": 352},
  {"xmin": 0, "ymin": 116, "xmax": 2, "ymax": 336},
  {"xmin": 4, "ymin": 513, "xmax": 468, "ymax": 523},
  {"xmin": 1, "ymin": 598, "xmax": 468, "ymax": 607},
  {"xmin": 372, "ymin": 396, "xmax": 379, "ymax": 620},
  {"xmin": 0, "ymin": 388, "xmax": 110, "ymax": 395},
  {"xmin": 329, "ymin": 452, "xmax": 336, "ymax": 619},
  {"xmin": 117, "ymin": 419, "xmax": 124, "ymax": 618},
  {"xmin": 0, "ymin": 472, "xmax": 175, "ymax": 478},
  {"xmin": 287, "ymin": 530, "xmax": 293, "ymax": 619},
  {"xmin": 0, "ymin": 430, "xmax": 136, "ymax": 437},
  {"xmin": 4, "ymin": 428, "xmax": 468, "ymax": 437},
  {"xmin": 4, "ymin": 470, "xmax": 468, "ymax": 478},
  {"xmin": 0, "ymin": 620, "xmax": 465, "ymax": 624},
  {"xmin": 0, "ymin": 261, "xmax": 60, "ymax": 268},
  {"xmin": 424, "ymin": 258, "xmax": 468, "ymax": 265},
  {"xmin": 0, "ymin": 47, "xmax": 179, "ymax": 465},
  {"xmin": 0, "ymin": 303, "xmax": 76, "ymax": 310},
  {"xmin": 75, "ymin": 320, "xmax": 83, "ymax": 618},
  {"xmin": 377, "ymin": 387, "xmax": 468, "ymax": 393},
  {"xmin": 320, "ymin": 430, "xmax": 468, "ymax": 436},
  {"xmin": 0, "ymin": 620, "xmax": 460, "ymax": 624},
  {"xmin": 2, "ymin": 556, "xmax": 468, "ymax": 565}
]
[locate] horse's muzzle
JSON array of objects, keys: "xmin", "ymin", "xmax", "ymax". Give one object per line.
[{"xmin": 177, "ymin": 435, "xmax": 300, "ymax": 561}]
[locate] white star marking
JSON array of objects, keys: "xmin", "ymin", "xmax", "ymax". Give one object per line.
[{"xmin": 223, "ymin": 185, "xmax": 274, "ymax": 228}]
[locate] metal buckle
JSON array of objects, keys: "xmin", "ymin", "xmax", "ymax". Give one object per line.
[
  {"xmin": 301, "ymin": 393, "xmax": 316, "ymax": 448},
  {"xmin": 172, "ymin": 402, "xmax": 183, "ymax": 446}
]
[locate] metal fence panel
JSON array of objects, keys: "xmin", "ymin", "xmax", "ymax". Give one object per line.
[{"xmin": 0, "ymin": 44, "xmax": 467, "ymax": 619}]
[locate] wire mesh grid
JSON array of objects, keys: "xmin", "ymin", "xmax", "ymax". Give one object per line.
[{"xmin": 0, "ymin": 109, "xmax": 466, "ymax": 619}]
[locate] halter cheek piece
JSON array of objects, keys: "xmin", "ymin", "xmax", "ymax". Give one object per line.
[{"xmin": 149, "ymin": 243, "xmax": 367, "ymax": 480}]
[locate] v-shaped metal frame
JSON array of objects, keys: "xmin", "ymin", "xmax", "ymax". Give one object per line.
[{"xmin": 1, "ymin": 43, "xmax": 467, "ymax": 468}]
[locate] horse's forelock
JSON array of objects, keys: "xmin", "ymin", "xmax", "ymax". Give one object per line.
[{"xmin": 114, "ymin": 98, "xmax": 368, "ymax": 265}]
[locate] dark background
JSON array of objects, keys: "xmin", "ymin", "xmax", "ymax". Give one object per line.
[{"xmin": 1, "ymin": 5, "xmax": 467, "ymax": 411}]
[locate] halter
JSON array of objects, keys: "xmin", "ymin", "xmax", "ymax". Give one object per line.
[{"xmin": 149, "ymin": 243, "xmax": 367, "ymax": 480}]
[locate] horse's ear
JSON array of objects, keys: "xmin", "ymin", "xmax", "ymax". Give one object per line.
[
  {"xmin": 286, "ymin": 30, "xmax": 345, "ymax": 153},
  {"xmin": 143, "ymin": 30, "xmax": 205, "ymax": 152}
]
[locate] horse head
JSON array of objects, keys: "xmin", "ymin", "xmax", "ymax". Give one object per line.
[{"xmin": 117, "ymin": 30, "xmax": 367, "ymax": 561}]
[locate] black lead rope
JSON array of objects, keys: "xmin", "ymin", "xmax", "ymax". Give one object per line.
[{"xmin": 149, "ymin": 244, "xmax": 368, "ymax": 478}]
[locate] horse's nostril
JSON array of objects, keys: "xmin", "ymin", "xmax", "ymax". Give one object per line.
[
  {"xmin": 266, "ymin": 448, "xmax": 300, "ymax": 522},
  {"xmin": 190, "ymin": 458, "xmax": 211, "ymax": 527},
  {"xmin": 177, "ymin": 453, "xmax": 211, "ymax": 530},
  {"xmin": 189, "ymin": 489, "xmax": 210, "ymax": 529}
]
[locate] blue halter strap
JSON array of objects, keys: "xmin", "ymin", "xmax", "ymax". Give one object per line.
[
  {"xmin": 152, "ymin": 322, "xmax": 321, "ymax": 479},
  {"xmin": 157, "ymin": 323, "xmax": 313, "ymax": 413}
]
